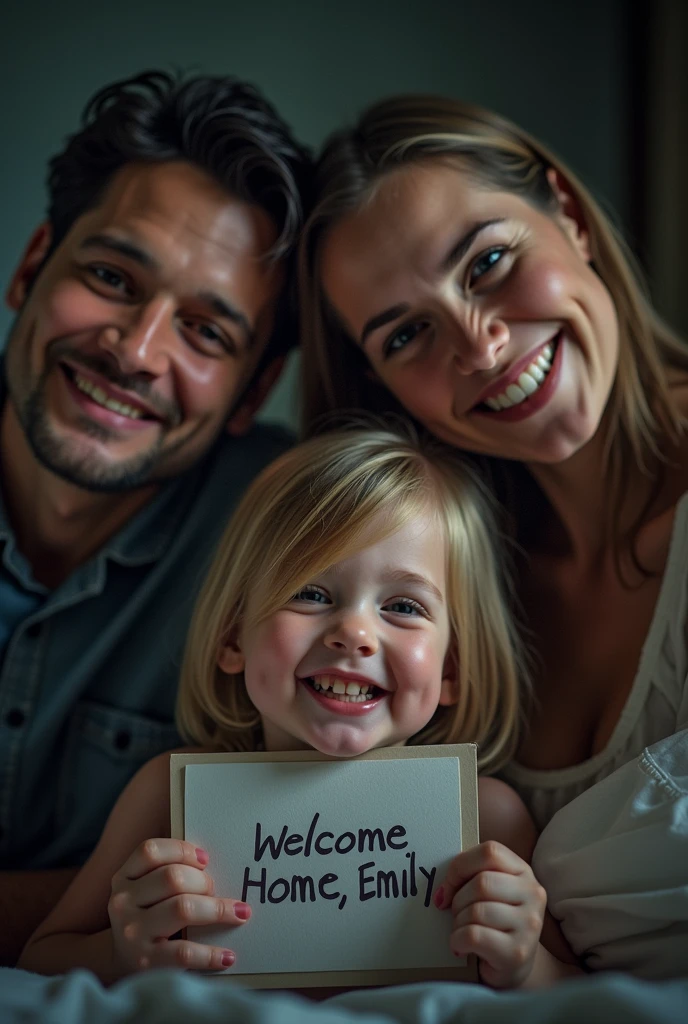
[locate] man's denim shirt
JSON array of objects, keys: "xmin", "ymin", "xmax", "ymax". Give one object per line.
[{"xmin": 0, "ymin": 402, "xmax": 291, "ymax": 870}]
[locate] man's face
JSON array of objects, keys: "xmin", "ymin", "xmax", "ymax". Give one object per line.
[{"xmin": 4, "ymin": 161, "xmax": 284, "ymax": 492}]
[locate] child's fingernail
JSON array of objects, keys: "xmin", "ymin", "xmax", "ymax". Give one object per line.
[
  {"xmin": 433, "ymin": 885, "xmax": 445, "ymax": 908},
  {"xmin": 221, "ymin": 950, "xmax": 235, "ymax": 967},
  {"xmin": 234, "ymin": 902, "xmax": 251, "ymax": 921},
  {"xmin": 196, "ymin": 847, "xmax": 209, "ymax": 865}
]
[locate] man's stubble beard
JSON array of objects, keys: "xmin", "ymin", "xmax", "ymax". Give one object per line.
[
  {"xmin": 18, "ymin": 374, "xmax": 169, "ymax": 493},
  {"xmin": 4, "ymin": 329, "xmax": 185, "ymax": 493}
]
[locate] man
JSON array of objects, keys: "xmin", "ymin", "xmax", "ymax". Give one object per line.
[{"xmin": 0, "ymin": 69, "xmax": 311, "ymax": 962}]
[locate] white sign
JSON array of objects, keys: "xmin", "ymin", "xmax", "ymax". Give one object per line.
[{"xmin": 171, "ymin": 746, "xmax": 478, "ymax": 987}]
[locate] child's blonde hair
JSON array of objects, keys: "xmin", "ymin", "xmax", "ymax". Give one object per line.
[{"xmin": 177, "ymin": 420, "xmax": 527, "ymax": 772}]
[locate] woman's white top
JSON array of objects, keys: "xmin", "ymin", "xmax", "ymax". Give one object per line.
[
  {"xmin": 502, "ymin": 491, "xmax": 688, "ymax": 832},
  {"xmin": 502, "ymin": 493, "xmax": 688, "ymax": 979}
]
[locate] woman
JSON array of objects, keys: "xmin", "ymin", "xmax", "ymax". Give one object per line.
[{"xmin": 299, "ymin": 96, "xmax": 688, "ymax": 978}]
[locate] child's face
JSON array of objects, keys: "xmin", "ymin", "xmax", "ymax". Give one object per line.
[{"xmin": 218, "ymin": 512, "xmax": 457, "ymax": 757}]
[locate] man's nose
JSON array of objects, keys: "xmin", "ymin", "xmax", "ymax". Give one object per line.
[
  {"xmin": 446, "ymin": 306, "xmax": 510, "ymax": 375},
  {"xmin": 324, "ymin": 611, "xmax": 379, "ymax": 657},
  {"xmin": 97, "ymin": 296, "xmax": 176, "ymax": 376}
]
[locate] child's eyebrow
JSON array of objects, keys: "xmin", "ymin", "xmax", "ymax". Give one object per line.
[{"xmin": 383, "ymin": 569, "xmax": 444, "ymax": 603}]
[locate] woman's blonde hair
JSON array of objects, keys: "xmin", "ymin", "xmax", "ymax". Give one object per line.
[
  {"xmin": 177, "ymin": 420, "xmax": 526, "ymax": 772},
  {"xmin": 300, "ymin": 96, "xmax": 688, "ymax": 552}
]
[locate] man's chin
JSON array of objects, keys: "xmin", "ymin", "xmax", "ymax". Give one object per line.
[{"xmin": 27, "ymin": 430, "xmax": 163, "ymax": 493}]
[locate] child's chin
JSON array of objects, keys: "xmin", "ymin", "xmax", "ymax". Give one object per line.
[{"xmin": 311, "ymin": 727, "xmax": 378, "ymax": 759}]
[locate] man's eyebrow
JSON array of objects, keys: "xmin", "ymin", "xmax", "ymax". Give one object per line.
[
  {"xmin": 79, "ymin": 233, "xmax": 160, "ymax": 270},
  {"xmin": 197, "ymin": 291, "xmax": 254, "ymax": 348},
  {"xmin": 440, "ymin": 218, "xmax": 505, "ymax": 274},
  {"xmin": 384, "ymin": 569, "xmax": 444, "ymax": 604}
]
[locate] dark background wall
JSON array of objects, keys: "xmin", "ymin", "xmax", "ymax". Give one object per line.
[{"xmin": 1, "ymin": 0, "xmax": 636, "ymax": 428}]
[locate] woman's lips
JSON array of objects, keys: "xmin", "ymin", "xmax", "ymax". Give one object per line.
[{"xmin": 471, "ymin": 332, "xmax": 564, "ymax": 424}]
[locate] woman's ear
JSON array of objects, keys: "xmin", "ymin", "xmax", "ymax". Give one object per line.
[
  {"xmin": 546, "ymin": 167, "xmax": 591, "ymax": 262},
  {"xmin": 438, "ymin": 648, "xmax": 459, "ymax": 707},
  {"xmin": 217, "ymin": 633, "xmax": 245, "ymax": 675}
]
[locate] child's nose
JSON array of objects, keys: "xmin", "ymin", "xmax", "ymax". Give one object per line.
[{"xmin": 324, "ymin": 614, "xmax": 378, "ymax": 656}]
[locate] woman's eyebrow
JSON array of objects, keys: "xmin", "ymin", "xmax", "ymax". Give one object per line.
[
  {"xmin": 360, "ymin": 303, "xmax": 410, "ymax": 347},
  {"xmin": 439, "ymin": 218, "xmax": 505, "ymax": 274}
]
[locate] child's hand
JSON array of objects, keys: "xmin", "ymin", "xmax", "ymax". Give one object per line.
[
  {"xmin": 434, "ymin": 840, "xmax": 547, "ymax": 989},
  {"xmin": 108, "ymin": 839, "xmax": 250, "ymax": 974}
]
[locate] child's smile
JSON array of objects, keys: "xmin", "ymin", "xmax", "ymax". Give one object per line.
[
  {"xmin": 301, "ymin": 671, "xmax": 387, "ymax": 715},
  {"xmin": 218, "ymin": 511, "xmax": 458, "ymax": 757}
]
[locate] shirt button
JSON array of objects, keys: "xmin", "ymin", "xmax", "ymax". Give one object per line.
[
  {"xmin": 26, "ymin": 623, "xmax": 41, "ymax": 639},
  {"xmin": 6, "ymin": 708, "xmax": 25, "ymax": 728},
  {"xmin": 114, "ymin": 730, "xmax": 131, "ymax": 751}
]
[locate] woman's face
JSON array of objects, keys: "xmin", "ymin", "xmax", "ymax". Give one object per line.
[{"xmin": 320, "ymin": 161, "xmax": 619, "ymax": 464}]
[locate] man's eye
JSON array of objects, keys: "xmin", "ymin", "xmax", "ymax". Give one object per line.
[
  {"xmin": 468, "ymin": 247, "xmax": 507, "ymax": 285},
  {"xmin": 90, "ymin": 265, "xmax": 129, "ymax": 293},
  {"xmin": 179, "ymin": 319, "xmax": 235, "ymax": 355},
  {"xmin": 383, "ymin": 321, "xmax": 427, "ymax": 358}
]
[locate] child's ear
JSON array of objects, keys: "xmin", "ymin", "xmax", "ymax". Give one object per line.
[
  {"xmin": 217, "ymin": 634, "xmax": 245, "ymax": 675},
  {"xmin": 438, "ymin": 648, "xmax": 459, "ymax": 707}
]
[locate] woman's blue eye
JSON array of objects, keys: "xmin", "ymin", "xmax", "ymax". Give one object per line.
[
  {"xmin": 469, "ymin": 248, "xmax": 505, "ymax": 284},
  {"xmin": 384, "ymin": 321, "xmax": 426, "ymax": 357}
]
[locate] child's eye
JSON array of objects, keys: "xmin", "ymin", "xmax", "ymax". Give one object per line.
[
  {"xmin": 291, "ymin": 586, "xmax": 330, "ymax": 605},
  {"xmin": 383, "ymin": 598, "xmax": 425, "ymax": 617}
]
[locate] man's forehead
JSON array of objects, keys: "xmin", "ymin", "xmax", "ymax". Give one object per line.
[{"xmin": 80, "ymin": 161, "xmax": 280, "ymax": 272}]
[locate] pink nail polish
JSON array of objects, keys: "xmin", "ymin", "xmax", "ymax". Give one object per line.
[
  {"xmin": 234, "ymin": 902, "xmax": 251, "ymax": 921},
  {"xmin": 221, "ymin": 950, "xmax": 235, "ymax": 967},
  {"xmin": 433, "ymin": 885, "xmax": 445, "ymax": 908},
  {"xmin": 196, "ymin": 847, "xmax": 209, "ymax": 865}
]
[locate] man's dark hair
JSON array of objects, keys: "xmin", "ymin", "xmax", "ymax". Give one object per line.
[{"xmin": 46, "ymin": 70, "xmax": 313, "ymax": 360}]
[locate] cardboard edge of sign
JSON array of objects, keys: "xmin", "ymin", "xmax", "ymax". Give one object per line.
[{"xmin": 170, "ymin": 744, "xmax": 480, "ymax": 988}]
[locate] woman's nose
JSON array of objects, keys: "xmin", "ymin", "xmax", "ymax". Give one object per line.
[
  {"xmin": 448, "ymin": 310, "xmax": 510, "ymax": 375},
  {"xmin": 324, "ymin": 613, "xmax": 378, "ymax": 656}
]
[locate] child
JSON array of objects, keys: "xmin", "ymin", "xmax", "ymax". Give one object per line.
[{"xmin": 19, "ymin": 424, "xmax": 579, "ymax": 988}]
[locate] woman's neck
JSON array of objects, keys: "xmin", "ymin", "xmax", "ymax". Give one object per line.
[{"xmin": 525, "ymin": 428, "xmax": 652, "ymax": 571}]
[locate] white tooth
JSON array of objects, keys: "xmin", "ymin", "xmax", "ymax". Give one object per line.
[
  {"xmin": 528, "ymin": 363, "xmax": 545, "ymax": 383},
  {"xmin": 345, "ymin": 682, "xmax": 361, "ymax": 695},
  {"xmin": 319, "ymin": 677, "xmax": 332, "ymax": 690},
  {"xmin": 497, "ymin": 394, "xmax": 513, "ymax": 409},
  {"xmin": 332, "ymin": 680, "xmax": 346, "ymax": 694},
  {"xmin": 91, "ymin": 386, "xmax": 108, "ymax": 404},
  {"xmin": 543, "ymin": 343, "xmax": 554, "ymax": 360},
  {"xmin": 485, "ymin": 397, "xmax": 501, "ymax": 411},
  {"xmin": 517, "ymin": 372, "xmax": 539, "ymax": 396},
  {"xmin": 536, "ymin": 354, "xmax": 551, "ymax": 370},
  {"xmin": 505, "ymin": 383, "xmax": 527, "ymax": 404}
]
